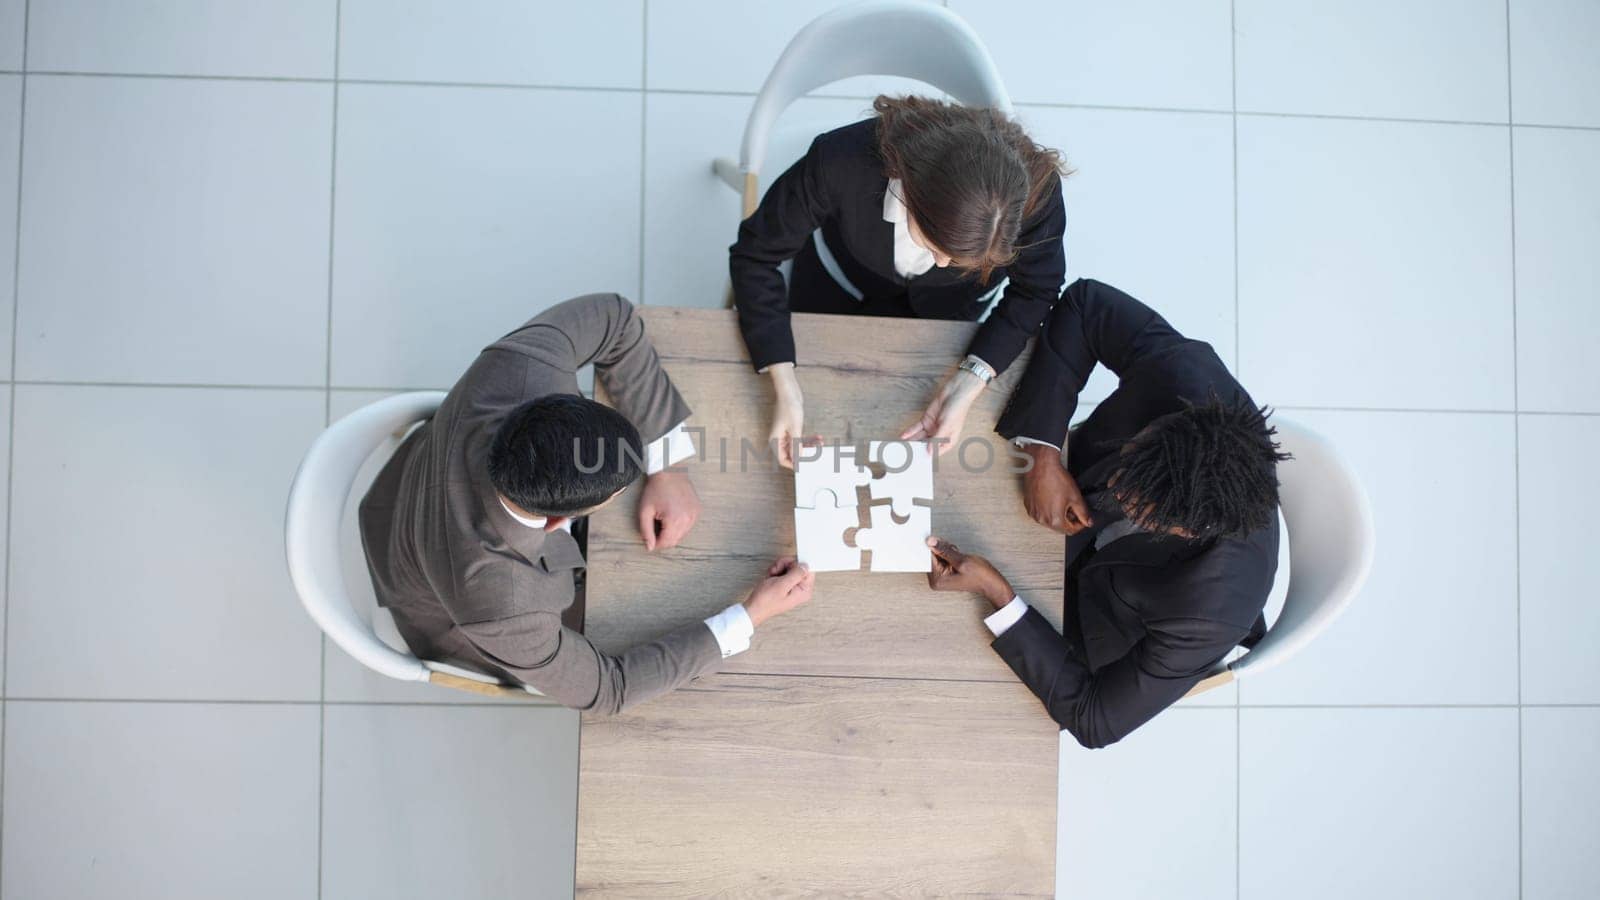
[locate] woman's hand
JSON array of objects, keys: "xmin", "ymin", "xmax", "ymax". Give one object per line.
[
  {"xmin": 901, "ymin": 369, "xmax": 985, "ymax": 455},
  {"xmin": 1020, "ymin": 444, "xmax": 1094, "ymax": 535},
  {"xmin": 636, "ymin": 470, "xmax": 701, "ymax": 551},
  {"xmin": 767, "ymin": 363, "xmax": 812, "ymax": 469},
  {"xmin": 926, "ymin": 538, "xmax": 1014, "ymax": 610},
  {"xmin": 742, "ymin": 557, "xmax": 816, "ymax": 626}
]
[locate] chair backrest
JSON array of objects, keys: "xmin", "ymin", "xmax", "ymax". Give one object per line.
[
  {"xmin": 739, "ymin": 0, "xmax": 1012, "ymax": 177},
  {"xmin": 285, "ymin": 391, "xmax": 446, "ymax": 684},
  {"xmin": 1230, "ymin": 418, "xmax": 1375, "ymax": 680}
]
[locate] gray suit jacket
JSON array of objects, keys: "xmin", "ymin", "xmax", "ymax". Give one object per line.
[{"xmin": 358, "ymin": 294, "xmax": 722, "ymax": 713}]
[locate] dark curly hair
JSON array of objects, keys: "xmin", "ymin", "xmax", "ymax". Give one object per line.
[{"xmin": 1106, "ymin": 395, "xmax": 1290, "ymax": 539}]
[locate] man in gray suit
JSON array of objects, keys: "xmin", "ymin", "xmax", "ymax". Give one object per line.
[{"xmin": 359, "ymin": 293, "xmax": 814, "ymax": 713}]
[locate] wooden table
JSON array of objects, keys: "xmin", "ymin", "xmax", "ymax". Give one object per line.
[{"xmin": 576, "ymin": 309, "xmax": 1064, "ymax": 898}]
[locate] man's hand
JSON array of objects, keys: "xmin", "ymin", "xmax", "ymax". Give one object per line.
[
  {"xmin": 926, "ymin": 538, "xmax": 1014, "ymax": 610},
  {"xmin": 637, "ymin": 470, "xmax": 700, "ymax": 551},
  {"xmin": 901, "ymin": 369, "xmax": 984, "ymax": 455},
  {"xmin": 743, "ymin": 557, "xmax": 815, "ymax": 626},
  {"xmin": 1021, "ymin": 443, "xmax": 1094, "ymax": 535}
]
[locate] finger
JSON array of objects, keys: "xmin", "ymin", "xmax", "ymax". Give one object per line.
[
  {"xmin": 791, "ymin": 577, "xmax": 816, "ymax": 603},
  {"xmin": 900, "ymin": 422, "xmax": 927, "ymax": 441},
  {"xmin": 789, "ymin": 568, "xmax": 816, "ymax": 595},
  {"xmin": 1064, "ymin": 502, "xmax": 1091, "ymax": 530},
  {"xmin": 777, "ymin": 438, "xmax": 794, "ymax": 470},
  {"xmin": 926, "ymin": 537, "xmax": 966, "ymax": 567},
  {"xmin": 657, "ymin": 514, "xmax": 691, "ymax": 550},
  {"xmin": 787, "ymin": 436, "xmax": 824, "ymax": 469},
  {"xmin": 769, "ymin": 556, "xmax": 797, "ymax": 576},
  {"xmin": 637, "ymin": 504, "xmax": 657, "ymax": 551},
  {"xmin": 776, "ymin": 561, "xmax": 811, "ymax": 590},
  {"xmin": 1068, "ymin": 498, "xmax": 1095, "ymax": 528}
]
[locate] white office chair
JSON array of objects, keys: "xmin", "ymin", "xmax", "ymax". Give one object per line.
[
  {"xmin": 1186, "ymin": 418, "xmax": 1376, "ymax": 697},
  {"xmin": 712, "ymin": 0, "xmax": 1013, "ymax": 219},
  {"xmin": 284, "ymin": 391, "xmax": 543, "ymax": 699}
]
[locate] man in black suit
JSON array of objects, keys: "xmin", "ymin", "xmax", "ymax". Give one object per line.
[{"xmin": 926, "ymin": 279, "xmax": 1287, "ymax": 748}]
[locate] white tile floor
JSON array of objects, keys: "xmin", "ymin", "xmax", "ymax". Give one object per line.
[{"xmin": 0, "ymin": 1, "xmax": 1595, "ymax": 898}]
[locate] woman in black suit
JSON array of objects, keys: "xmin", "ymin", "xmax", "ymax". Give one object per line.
[{"xmin": 730, "ymin": 95, "xmax": 1068, "ymax": 466}]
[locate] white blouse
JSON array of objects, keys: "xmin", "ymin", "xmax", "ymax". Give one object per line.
[{"xmin": 883, "ymin": 178, "xmax": 937, "ymax": 278}]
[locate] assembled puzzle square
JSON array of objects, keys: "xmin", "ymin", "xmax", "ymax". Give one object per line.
[{"xmin": 793, "ymin": 442, "xmax": 933, "ymax": 573}]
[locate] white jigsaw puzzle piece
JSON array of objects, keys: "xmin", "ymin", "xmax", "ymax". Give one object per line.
[
  {"xmin": 793, "ymin": 488, "xmax": 862, "ymax": 572},
  {"xmin": 866, "ymin": 440, "xmax": 934, "ymax": 517},
  {"xmin": 794, "ymin": 444, "xmax": 873, "ymax": 510},
  {"xmin": 854, "ymin": 503, "xmax": 932, "ymax": 573}
]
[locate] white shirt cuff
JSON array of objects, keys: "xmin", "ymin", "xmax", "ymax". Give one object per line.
[
  {"xmin": 704, "ymin": 603, "xmax": 755, "ymax": 658},
  {"xmin": 644, "ymin": 420, "xmax": 696, "ymax": 475},
  {"xmin": 983, "ymin": 596, "xmax": 1030, "ymax": 637},
  {"xmin": 1012, "ymin": 436, "xmax": 1062, "ymax": 452}
]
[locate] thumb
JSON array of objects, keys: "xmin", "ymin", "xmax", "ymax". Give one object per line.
[
  {"xmin": 1068, "ymin": 494, "xmax": 1094, "ymax": 527},
  {"xmin": 790, "ymin": 567, "xmax": 816, "ymax": 595},
  {"xmin": 926, "ymin": 537, "xmax": 965, "ymax": 567}
]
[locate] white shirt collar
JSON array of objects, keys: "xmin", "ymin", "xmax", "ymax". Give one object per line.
[
  {"xmin": 883, "ymin": 178, "xmax": 936, "ymax": 277},
  {"xmin": 498, "ymin": 496, "xmax": 547, "ymax": 529},
  {"xmin": 883, "ymin": 178, "xmax": 908, "ymax": 223},
  {"xmin": 492, "ymin": 421, "xmax": 697, "ymax": 533}
]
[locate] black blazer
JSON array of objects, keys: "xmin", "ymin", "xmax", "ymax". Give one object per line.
[
  {"xmin": 729, "ymin": 117, "xmax": 1067, "ymax": 373},
  {"xmin": 993, "ymin": 279, "xmax": 1276, "ymax": 748}
]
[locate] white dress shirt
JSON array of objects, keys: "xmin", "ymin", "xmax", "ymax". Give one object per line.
[
  {"xmin": 497, "ymin": 422, "xmax": 757, "ymax": 659},
  {"xmin": 984, "ymin": 521, "xmax": 1145, "ymax": 638},
  {"xmin": 806, "ymin": 176, "xmax": 935, "ymax": 310},
  {"xmin": 984, "ymin": 595, "xmax": 1031, "ymax": 636},
  {"xmin": 883, "ymin": 178, "xmax": 937, "ymax": 278}
]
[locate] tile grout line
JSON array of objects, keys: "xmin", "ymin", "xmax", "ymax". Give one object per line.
[
  {"xmin": 1, "ymin": 1, "xmax": 30, "ymax": 882},
  {"xmin": 1504, "ymin": 3, "xmax": 1523, "ymax": 896},
  {"xmin": 575, "ymin": 0, "xmax": 651, "ymax": 886},
  {"xmin": 5, "ymin": 380, "xmax": 1600, "ymax": 420},
  {"xmin": 1276, "ymin": 405, "xmax": 1598, "ymax": 417},
  {"xmin": 2, "ymin": 67, "xmax": 1598, "ymax": 132},
  {"xmin": 5, "ymin": 695, "xmax": 1596, "ymax": 709},
  {"xmin": 637, "ymin": 0, "xmax": 648, "ymax": 308},
  {"xmin": 318, "ymin": 5, "xmax": 342, "ymax": 898},
  {"xmin": 1231, "ymin": 4, "xmax": 1241, "ymax": 384},
  {"xmin": 10, "ymin": 383, "xmax": 1600, "ymax": 417},
  {"xmin": 1230, "ymin": 4, "xmax": 1242, "ymax": 898}
]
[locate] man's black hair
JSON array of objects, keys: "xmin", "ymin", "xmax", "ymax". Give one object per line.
[
  {"xmin": 1107, "ymin": 394, "xmax": 1290, "ymax": 539},
  {"xmin": 487, "ymin": 395, "xmax": 644, "ymax": 517}
]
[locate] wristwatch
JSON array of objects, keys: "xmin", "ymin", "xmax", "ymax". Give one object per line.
[{"xmin": 957, "ymin": 355, "xmax": 996, "ymax": 385}]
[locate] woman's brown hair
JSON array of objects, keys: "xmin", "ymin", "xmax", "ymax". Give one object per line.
[{"xmin": 873, "ymin": 95, "xmax": 1068, "ymax": 282}]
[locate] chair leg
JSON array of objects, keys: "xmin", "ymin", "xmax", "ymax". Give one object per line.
[
  {"xmin": 725, "ymin": 173, "xmax": 761, "ymax": 308},
  {"xmin": 712, "ymin": 157, "xmax": 743, "ymax": 192},
  {"xmin": 742, "ymin": 172, "xmax": 760, "ymax": 219},
  {"xmin": 1183, "ymin": 669, "xmax": 1235, "ymax": 698},
  {"xmin": 428, "ymin": 670, "xmax": 537, "ymax": 699}
]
